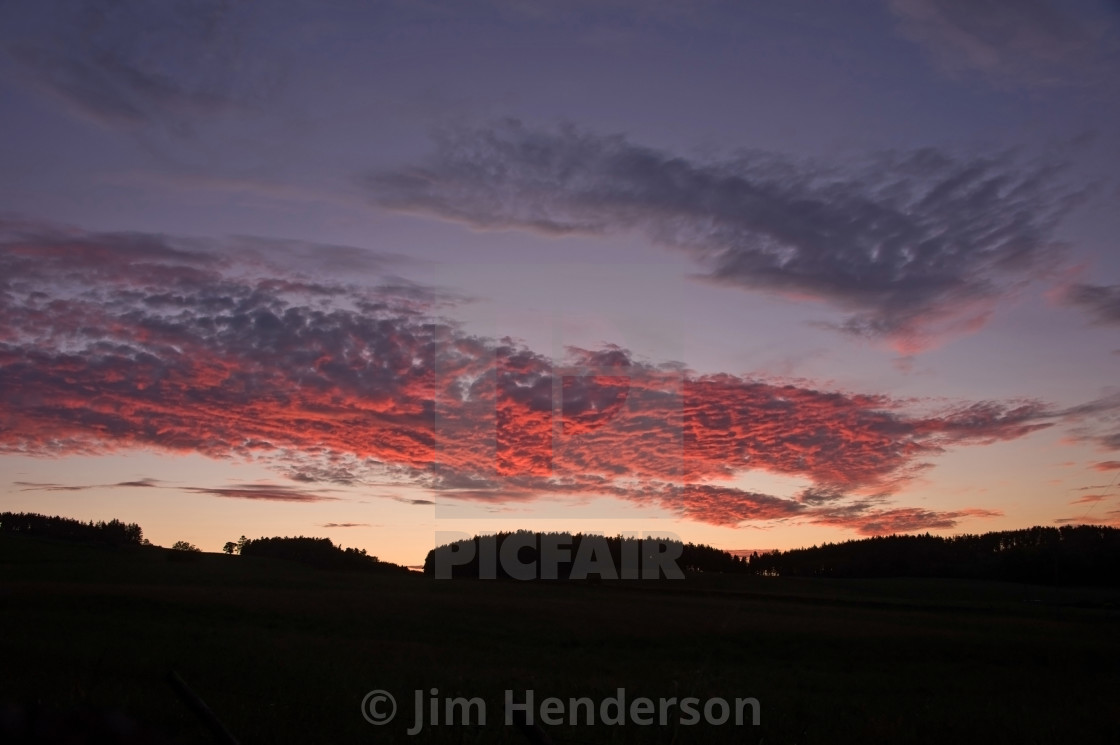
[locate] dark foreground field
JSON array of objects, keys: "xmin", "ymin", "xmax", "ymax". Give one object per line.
[{"xmin": 2, "ymin": 535, "xmax": 1118, "ymax": 744}]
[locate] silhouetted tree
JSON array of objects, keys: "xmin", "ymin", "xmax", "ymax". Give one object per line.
[
  {"xmin": 0, "ymin": 512, "xmax": 144, "ymax": 546},
  {"xmin": 220, "ymin": 535, "xmax": 248, "ymax": 555}
]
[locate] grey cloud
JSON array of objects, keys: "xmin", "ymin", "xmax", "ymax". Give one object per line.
[
  {"xmin": 286, "ymin": 465, "xmax": 359, "ymax": 485},
  {"xmin": 884, "ymin": 0, "xmax": 1119, "ymax": 86},
  {"xmin": 186, "ymin": 484, "xmax": 341, "ymax": 503},
  {"xmin": 113, "ymin": 478, "xmax": 162, "ymax": 488},
  {"xmin": 797, "ymin": 487, "xmax": 848, "ymax": 506},
  {"xmin": 391, "ymin": 497, "xmax": 437, "ymax": 506},
  {"xmin": 1098, "ymin": 431, "xmax": 1120, "ymax": 450},
  {"xmin": 1062, "ymin": 283, "xmax": 1120, "ymax": 326},
  {"xmin": 371, "ymin": 120, "xmax": 1080, "ymax": 352},
  {"xmin": 15, "ymin": 481, "xmax": 90, "ymax": 492},
  {"xmin": 225, "ymin": 235, "xmax": 421, "ymax": 283},
  {"xmin": 1, "ymin": 0, "xmax": 280, "ymax": 132},
  {"xmin": 15, "ymin": 477, "xmax": 161, "ymax": 490},
  {"xmin": 1053, "ymin": 392, "xmax": 1120, "ymax": 418},
  {"xmin": 1057, "ymin": 393, "xmax": 1120, "ymax": 449}
]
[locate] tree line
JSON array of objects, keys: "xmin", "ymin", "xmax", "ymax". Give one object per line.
[
  {"xmin": 0, "ymin": 511, "xmax": 409, "ymax": 573},
  {"xmin": 425, "ymin": 525, "xmax": 1120, "ymax": 585},
  {"xmin": 230, "ymin": 535, "xmax": 411, "ymax": 574},
  {"xmin": 0, "ymin": 511, "xmax": 144, "ymax": 546},
  {"xmin": 744, "ymin": 525, "xmax": 1120, "ymax": 586},
  {"xmin": 6, "ymin": 510, "xmax": 1117, "ymax": 585}
]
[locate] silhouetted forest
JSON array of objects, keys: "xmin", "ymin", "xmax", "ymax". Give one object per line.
[
  {"xmin": 6, "ymin": 511, "xmax": 1118, "ymax": 586},
  {"xmin": 426, "ymin": 526, "xmax": 1120, "ymax": 585},
  {"xmin": 0, "ymin": 511, "xmax": 410, "ymax": 573},
  {"xmin": 238, "ymin": 535, "xmax": 411, "ymax": 574},
  {"xmin": 423, "ymin": 531, "xmax": 748, "ymax": 578},
  {"xmin": 745, "ymin": 525, "xmax": 1120, "ymax": 586},
  {"xmin": 0, "ymin": 511, "xmax": 144, "ymax": 546}
]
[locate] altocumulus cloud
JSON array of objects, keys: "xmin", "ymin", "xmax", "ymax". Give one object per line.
[
  {"xmin": 371, "ymin": 120, "xmax": 1081, "ymax": 354},
  {"xmin": 0, "ymin": 218, "xmax": 1071, "ymax": 534}
]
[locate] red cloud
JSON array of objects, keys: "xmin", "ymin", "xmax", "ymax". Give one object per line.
[
  {"xmin": 0, "ymin": 222, "xmax": 1054, "ymax": 533},
  {"xmin": 669, "ymin": 484, "xmax": 807, "ymax": 526},
  {"xmin": 811, "ymin": 507, "xmax": 1003, "ymax": 536}
]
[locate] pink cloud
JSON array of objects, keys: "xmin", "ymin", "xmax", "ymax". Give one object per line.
[{"xmin": 0, "ymin": 221, "xmax": 1060, "ymax": 531}]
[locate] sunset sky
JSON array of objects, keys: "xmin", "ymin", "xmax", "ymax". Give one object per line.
[{"xmin": 2, "ymin": 0, "xmax": 1120, "ymax": 566}]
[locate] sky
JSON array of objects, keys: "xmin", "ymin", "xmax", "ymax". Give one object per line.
[{"xmin": 2, "ymin": 0, "xmax": 1120, "ymax": 567}]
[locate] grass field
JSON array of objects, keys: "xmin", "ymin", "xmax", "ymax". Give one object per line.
[{"xmin": 2, "ymin": 534, "xmax": 1118, "ymax": 744}]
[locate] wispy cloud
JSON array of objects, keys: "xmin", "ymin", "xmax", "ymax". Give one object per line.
[
  {"xmin": 185, "ymin": 485, "xmax": 341, "ymax": 503},
  {"xmin": 1061, "ymin": 283, "xmax": 1120, "ymax": 326},
  {"xmin": 371, "ymin": 120, "xmax": 1080, "ymax": 353},
  {"xmin": 1057, "ymin": 393, "xmax": 1120, "ymax": 453},
  {"xmin": 1070, "ymin": 494, "xmax": 1107, "ymax": 504},
  {"xmin": 391, "ymin": 497, "xmax": 437, "ymax": 506},
  {"xmin": 0, "ymin": 0, "xmax": 280, "ymax": 132},
  {"xmin": 12, "ymin": 473, "xmax": 338, "ymax": 503},
  {"xmin": 319, "ymin": 522, "xmax": 370, "ymax": 528},
  {"xmin": 15, "ymin": 482, "xmax": 91, "ymax": 492},
  {"xmin": 883, "ymin": 0, "xmax": 1120, "ymax": 87},
  {"xmin": 658, "ymin": 481, "xmax": 1003, "ymax": 534},
  {"xmin": 813, "ymin": 506, "xmax": 1003, "ymax": 535},
  {"xmin": 114, "ymin": 478, "xmax": 162, "ymax": 488},
  {"xmin": 15, "ymin": 477, "xmax": 161, "ymax": 491}
]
